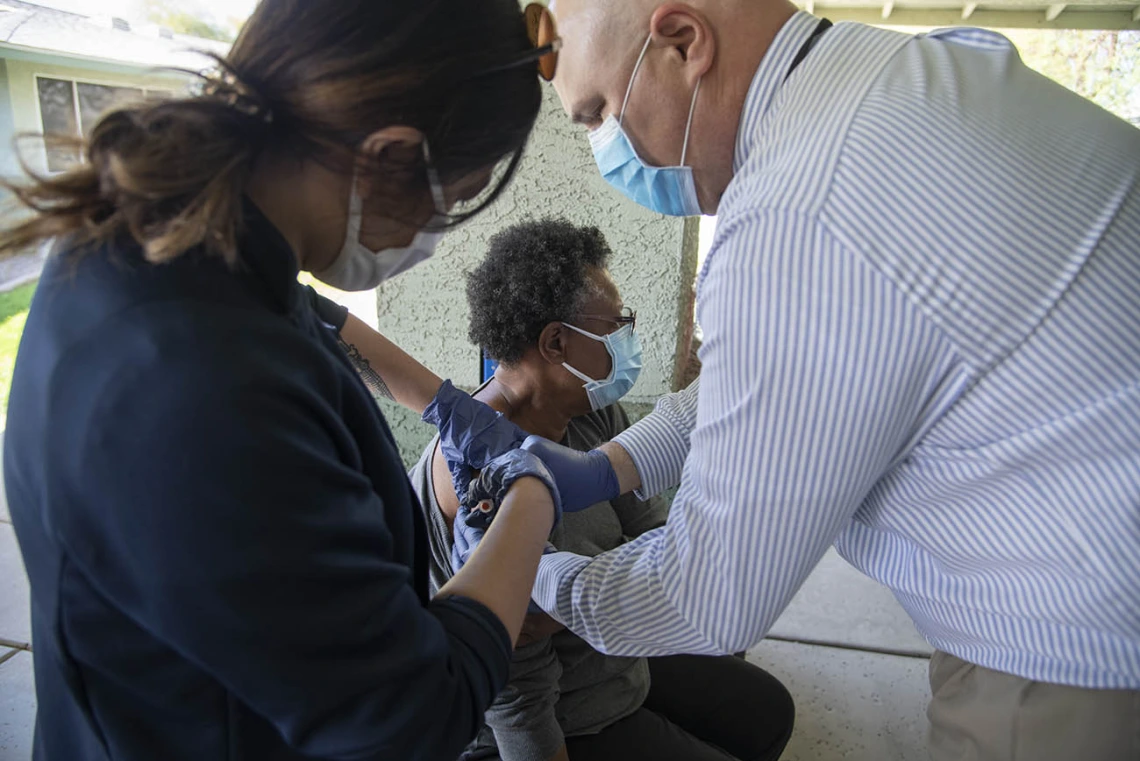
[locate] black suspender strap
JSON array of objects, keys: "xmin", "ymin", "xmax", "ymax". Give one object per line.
[{"xmin": 784, "ymin": 18, "xmax": 833, "ymax": 82}]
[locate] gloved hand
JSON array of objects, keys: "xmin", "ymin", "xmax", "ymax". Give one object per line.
[
  {"xmin": 423, "ymin": 380, "xmax": 529, "ymax": 500},
  {"xmin": 304, "ymin": 285, "xmax": 349, "ymax": 333},
  {"xmin": 520, "ymin": 435, "xmax": 621, "ymax": 513},
  {"xmin": 451, "ymin": 449, "xmax": 562, "ymax": 575}
]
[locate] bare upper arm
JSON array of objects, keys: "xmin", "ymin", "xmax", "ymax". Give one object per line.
[
  {"xmin": 431, "ymin": 383, "xmax": 518, "ymax": 526},
  {"xmin": 430, "ymin": 440, "xmax": 462, "ymax": 527}
]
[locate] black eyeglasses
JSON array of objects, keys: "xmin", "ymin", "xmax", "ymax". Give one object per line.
[{"xmin": 575, "ymin": 307, "xmax": 636, "ymax": 332}]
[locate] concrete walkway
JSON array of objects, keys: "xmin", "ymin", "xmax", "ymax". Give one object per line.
[
  {"xmin": 0, "ymin": 444, "xmax": 933, "ymax": 760},
  {"xmin": 1, "ymin": 438, "xmax": 34, "ymax": 761}
]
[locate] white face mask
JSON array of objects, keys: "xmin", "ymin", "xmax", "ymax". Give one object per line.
[{"xmin": 316, "ymin": 141, "xmax": 448, "ymax": 292}]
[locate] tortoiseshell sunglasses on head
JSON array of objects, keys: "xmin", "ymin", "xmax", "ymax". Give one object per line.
[
  {"xmin": 524, "ymin": 3, "xmax": 560, "ymax": 81},
  {"xmin": 479, "ymin": 4, "xmax": 561, "ymax": 81}
]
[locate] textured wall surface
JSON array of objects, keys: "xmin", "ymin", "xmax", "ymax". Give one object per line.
[
  {"xmin": 374, "ymin": 84, "xmax": 699, "ymax": 408},
  {"xmin": 375, "ymin": 85, "xmax": 698, "ymax": 466}
]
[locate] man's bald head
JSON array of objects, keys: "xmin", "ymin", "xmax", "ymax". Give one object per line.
[
  {"xmin": 550, "ymin": 0, "xmax": 648, "ymax": 125},
  {"xmin": 549, "ymin": 0, "xmax": 798, "ymax": 213},
  {"xmin": 549, "ymin": 0, "xmax": 777, "ymax": 127},
  {"xmin": 552, "ymin": 0, "xmax": 741, "ymax": 66}
]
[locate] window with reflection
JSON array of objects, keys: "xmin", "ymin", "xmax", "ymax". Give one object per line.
[{"xmin": 35, "ymin": 77, "xmax": 176, "ymax": 172}]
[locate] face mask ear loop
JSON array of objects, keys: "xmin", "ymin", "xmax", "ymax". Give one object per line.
[
  {"xmin": 562, "ymin": 322, "xmax": 606, "ymax": 342},
  {"xmin": 562, "ymin": 361, "xmax": 600, "ymax": 385},
  {"xmin": 345, "ymin": 168, "xmax": 364, "ymax": 245},
  {"xmin": 680, "ymin": 77, "xmax": 702, "ymax": 167},
  {"xmin": 619, "ymin": 35, "xmax": 654, "ymax": 125}
]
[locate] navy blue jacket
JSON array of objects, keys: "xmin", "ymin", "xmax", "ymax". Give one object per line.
[{"xmin": 4, "ymin": 203, "xmax": 511, "ymax": 761}]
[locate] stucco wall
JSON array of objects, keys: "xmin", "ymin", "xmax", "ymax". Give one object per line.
[
  {"xmin": 373, "ymin": 83, "xmax": 698, "ymax": 463},
  {"xmin": 2, "ymin": 57, "xmax": 188, "ymax": 175}
]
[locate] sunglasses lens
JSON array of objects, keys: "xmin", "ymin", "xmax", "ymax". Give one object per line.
[
  {"xmin": 537, "ymin": 14, "xmax": 558, "ymax": 80},
  {"xmin": 524, "ymin": 4, "xmax": 544, "ymax": 44},
  {"xmin": 525, "ymin": 4, "xmax": 559, "ymax": 81}
]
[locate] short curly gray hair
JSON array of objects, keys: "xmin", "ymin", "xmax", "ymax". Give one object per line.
[{"xmin": 466, "ymin": 219, "xmax": 612, "ymax": 364}]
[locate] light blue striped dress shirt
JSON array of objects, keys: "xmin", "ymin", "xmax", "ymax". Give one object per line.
[{"xmin": 533, "ymin": 13, "xmax": 1140, "ymax": 690}]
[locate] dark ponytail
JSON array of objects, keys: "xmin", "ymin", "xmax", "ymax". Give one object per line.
[
  {"xmin": 3, "ymin": 76, "xmax": 272, "ymax": 264},
  {"xmin": 0, "ymin": 0, "xmax": 542, "ymax": 264}
]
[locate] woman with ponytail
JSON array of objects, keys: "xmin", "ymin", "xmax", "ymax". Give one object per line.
[{"xmin": 1, "ymin": 2, "xmax": 565, "ymax": 759}]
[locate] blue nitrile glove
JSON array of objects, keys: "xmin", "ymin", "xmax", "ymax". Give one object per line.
[
  {"xmin": 423, "ymin": 380, "xmax": 529, "ymax": 500},
  {"xmin": 520, "ymin": 435, "xmax": 621, "ymax": 513},
  {"xmin": 450, "ymin": 449, "xmax": 562, "ymax": 575}
]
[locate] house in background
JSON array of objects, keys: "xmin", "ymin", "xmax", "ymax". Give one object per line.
[{"xmin": 0, "ymin": 0, "xmax": 228, "ymax": 179}]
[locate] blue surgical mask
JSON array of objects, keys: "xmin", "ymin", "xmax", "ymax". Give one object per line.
[
  {"xmin": 561, "ymin": 322, "xmax": 643, "ymax": 411},
  {"xmin": 588, "ymin": 35, "xmax": 703, "ymax": 217}
]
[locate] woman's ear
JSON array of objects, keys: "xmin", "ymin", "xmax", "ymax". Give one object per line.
[
  {"xmin": 537, "ymin": 321, "xmax": 568, "ymax": 365},
  {"xmin": 357, "ymin": 125, "xmax": 426, "ymax": 196},
  {"xmin": 360, "ymin": 125, "xmax": 425, "ymax": 157}
]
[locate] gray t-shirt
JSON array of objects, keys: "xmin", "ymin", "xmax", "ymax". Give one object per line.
[{"xmin": 408, "ymin": 402, "xmax": 669, "ymax": 761}]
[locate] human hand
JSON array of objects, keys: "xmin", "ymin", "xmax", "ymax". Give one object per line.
[
  {"xmin": 520, "ymin": 435, "xmax": 621, "ymax": 513},
  {"xmin": 450, "ymin": 450, "xmax": 562, "ymax": 574},
  {"xmin": 423, "ymin": 380, "xmax": 529, "ymax": 500}
]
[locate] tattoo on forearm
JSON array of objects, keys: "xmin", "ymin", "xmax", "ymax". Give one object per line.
[{"xmin": 338, "ymin": 338, "xmax": 395, "ymax": 402}]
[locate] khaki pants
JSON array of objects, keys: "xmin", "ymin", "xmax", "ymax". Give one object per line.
[{"xmin": 928, "ymin": 651, "xmax": 1140, "ymax": 761}]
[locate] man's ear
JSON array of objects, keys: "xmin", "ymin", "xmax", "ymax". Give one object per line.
[
  {"xmin": 650, "ymin": 4, "xmax": 716, "ymax": 83},
  {"xmin": 356, "ymin": 125, "xmax": 425, "ymax": 197},
  {"xmin": 537, "ymin": 321, "xmax": 569, "ymax": 365}
]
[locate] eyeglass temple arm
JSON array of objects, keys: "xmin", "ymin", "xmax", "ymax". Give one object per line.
[{"xmin": 476, "ymin": 37, "xmax": 561, "ymax": 78}]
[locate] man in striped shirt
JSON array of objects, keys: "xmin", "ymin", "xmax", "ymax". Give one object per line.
[{"xmin": 516, "ymin": 0, "xmax": 1140, "ymax": 758}]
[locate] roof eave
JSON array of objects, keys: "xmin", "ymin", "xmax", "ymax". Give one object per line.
[
  {"xmin": 0, "ymin": 39, "xmax": 206, "ymax": 80},
  {"xmin": 803, "ymin": 3, "xmax": 1140, "ymax": 29}
]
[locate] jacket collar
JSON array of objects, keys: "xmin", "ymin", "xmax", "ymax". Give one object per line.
[{"xmin": 239, "ymin": 196, "xmax": 305, "ymax": 317}]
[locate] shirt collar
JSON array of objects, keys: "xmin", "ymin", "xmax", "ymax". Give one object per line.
[
  {"xmin": 239, "ymin": 196, "xmax": 304, "ymax": 316},
  {"xmin": 733, "ymin": 11, "xmax": 822, "ymax": 174}
]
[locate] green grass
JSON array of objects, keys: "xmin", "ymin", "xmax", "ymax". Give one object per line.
[{"xmin": 0, "ymin": 281, "xmax": 37, "ymax": 427}]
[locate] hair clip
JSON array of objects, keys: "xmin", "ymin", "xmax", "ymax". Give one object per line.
[{"xmin": 203, "ymin": 70, "xmax": 274, "ymax": 125}]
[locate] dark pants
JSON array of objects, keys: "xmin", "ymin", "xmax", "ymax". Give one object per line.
[{"xmin": 564, "ymin": 655, "xmax": 794, "ymax": 761}]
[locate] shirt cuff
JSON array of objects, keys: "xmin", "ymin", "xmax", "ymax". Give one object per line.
[
  {"xmin": 533, "ymin": 551, "xmax": 592, "ymax": 623},
  {"xmin": 612, "ymin": 409, "xmax": 690, "ymax": 500}
]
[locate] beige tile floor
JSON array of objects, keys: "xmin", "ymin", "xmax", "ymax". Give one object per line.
[{"xmin": 748, "ymin": 638, "xmax": 930, "ymax": 761}]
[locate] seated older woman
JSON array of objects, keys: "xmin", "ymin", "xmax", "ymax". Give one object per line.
[{"xmin": 399, "ymin": 219, "xmax": 795, "ymax": 761}]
